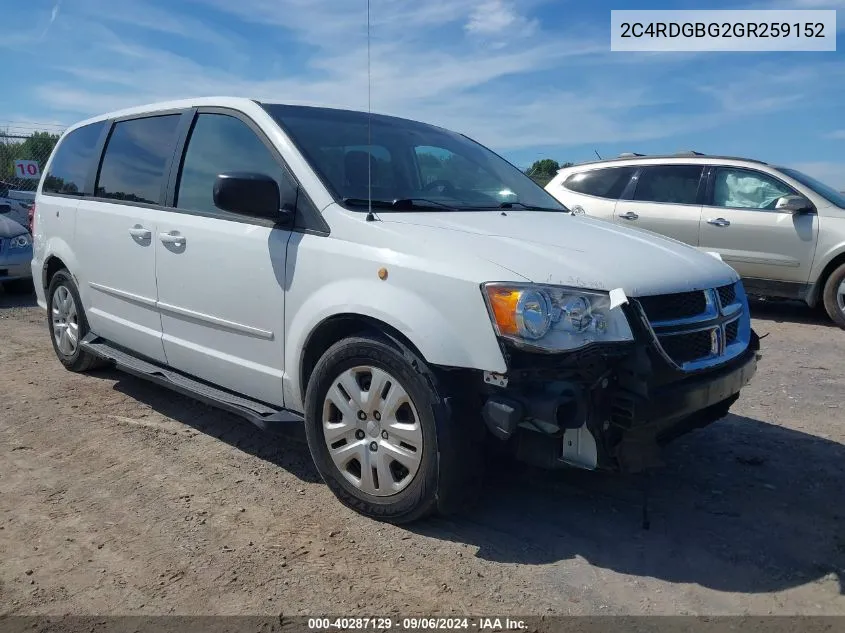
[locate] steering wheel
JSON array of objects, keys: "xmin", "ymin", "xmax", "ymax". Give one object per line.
[{"xmin": 422, "ymin": 179, "xmax": 457, "ymax": 196}]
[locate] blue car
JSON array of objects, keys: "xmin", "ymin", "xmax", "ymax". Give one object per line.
[{"xmin": 0, "ymin": 207, "xmax": 33, "ymax": 294}]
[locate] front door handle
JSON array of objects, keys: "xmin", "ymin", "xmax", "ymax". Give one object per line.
[
  {"xmin": 619, "ymin": 211, "xmax": 639, "ymax": 220},
  {"xmin": 159, "ymin": 231, "xmax": 185, "ymax": 246},
  {"xmin": 128, "ymin": 226, "xmax": 151, "ymax": 240},
  {"xmin": 707, "ymin": 218, "xmax": 731, "ymax": 227}
]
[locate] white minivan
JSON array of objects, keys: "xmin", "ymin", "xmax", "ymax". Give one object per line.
[{"xmin": 32, "ymin": 98, "xmax": 760, "ymax": 522}]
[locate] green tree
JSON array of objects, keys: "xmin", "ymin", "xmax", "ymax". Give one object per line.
[
  {"xmin": 0, "ymin": 130, "xmax": 60, "ymax": 191},
  {"xmin": 525, "ymin": 158, "xmax": 572, "ymax": 187}
]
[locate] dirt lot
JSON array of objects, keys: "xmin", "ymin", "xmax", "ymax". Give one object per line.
[{"xmin": 1, "ymin": 290, "xmax": 843, "ymax": 616}]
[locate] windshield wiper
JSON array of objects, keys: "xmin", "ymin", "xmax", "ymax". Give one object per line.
[
  {"xmin": 342, "ymin": 197, "xmax": 457, "ymax": 211},
  {"xmin": 497, "ymin": 201, "xmax": 563, "ymax": 212}
]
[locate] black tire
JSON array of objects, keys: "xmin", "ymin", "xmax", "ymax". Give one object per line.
[
  {"xmin": 822, "ymin": 263, "xmax": 845, "ymax": 329},
  {"xmin": 46, "ymin": 269, "xmax": 104, "ymax": 372},
  {"xmin": 304, "ymin": 333, "xmax": 484, "ymax": 523},
  {"xmin": 2, "ymin": 278, "xmax": 34, "ymax": 294}
]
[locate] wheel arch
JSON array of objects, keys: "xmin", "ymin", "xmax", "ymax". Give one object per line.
[{"xmin": 808, "ymin": 248, "xmax": 845, "ymax": 307}]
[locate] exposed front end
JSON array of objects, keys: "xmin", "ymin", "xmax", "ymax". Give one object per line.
[{"xmin": 479, "ymin": 280, "xmax": 760, "ymax": 473}]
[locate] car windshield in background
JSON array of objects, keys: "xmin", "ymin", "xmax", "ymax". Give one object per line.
[
  {"xmin": 261, "ymin": 104, "xmax": 566, "ymax": 212},
  {"xmin": 776, "ymin": 167, "xmax": 845, "ymax": 209}
]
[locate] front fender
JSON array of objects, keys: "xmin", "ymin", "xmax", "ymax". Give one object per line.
[
  {"xmin": 808, "ymin": 239, "xmax": 845, "ymax": 305},
  {"xmin": 283, "ymin": 277, "xmax": 507, "ymax": 412}
]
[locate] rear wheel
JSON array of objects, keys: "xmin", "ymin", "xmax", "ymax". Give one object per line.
[
  {"xmin": 304, "ymin": 334, "xmax": 483, "ymax": 523},
  {"xmin": 822, "ymin": 263, "xmax": 845, "ymax": 329},
  {"xmin": 46, "ymin": 270, "xmax": 103, "ymax": 372}
]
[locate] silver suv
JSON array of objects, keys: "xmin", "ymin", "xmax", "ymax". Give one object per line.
[{"xmin": 545, "ymin": 153, "xmax": 845, "ymax": 329}]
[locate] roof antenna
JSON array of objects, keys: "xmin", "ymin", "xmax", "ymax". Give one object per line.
[
  {"xmin": 365, "ymin": 0, "xmax": 375, "ymax": 222},
  {"xmin": 594, "ymin": 149, "xmax": 602, "ymax": 160}
]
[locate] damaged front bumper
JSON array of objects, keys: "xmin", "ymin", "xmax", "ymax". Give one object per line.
[{"xmin": 480, "ymin": 330, "xmax": 761, "ymax": 474}]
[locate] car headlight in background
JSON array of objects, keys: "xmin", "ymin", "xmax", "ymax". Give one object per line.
[
  {"xmin": 483, "ymin": 283, "xmax": 633, "ymax": 352},
  {"xmin": 9, "ymin": 234, "xmax": 32, "ymax": 249}
]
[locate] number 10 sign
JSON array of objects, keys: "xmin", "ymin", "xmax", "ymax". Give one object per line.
[{"xmin": 14, "ymin": 160, "xmax": 41, "ymax": 179}]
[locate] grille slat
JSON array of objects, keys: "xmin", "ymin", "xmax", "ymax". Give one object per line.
[
  {"xmin": 717, "ymin": 283, "xmax": 737, "ymax": 307},
  {"xmin": 657, "ymin": 330, "xmax": 713, "ymax": 365},
  {"xmin": 638, "ymin": 290, "xmax": 706, "ymax": 322},
  {"xmin": 725, "ymin": 319, "xmax": 739, "ymax": 343}
]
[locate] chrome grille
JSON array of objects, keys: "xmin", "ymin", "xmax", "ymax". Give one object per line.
[{"xmin": 637, "ymin": 281, "xmax": 748, "ymax": 371}]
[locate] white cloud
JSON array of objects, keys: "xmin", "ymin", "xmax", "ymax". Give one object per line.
[
  {"xmin": 827, "ymin": 130, "xmax": 845, "ymax": 140},
  {"xmin": 465, "ymin": 0, "xmax": 537, "ymax": 37}
]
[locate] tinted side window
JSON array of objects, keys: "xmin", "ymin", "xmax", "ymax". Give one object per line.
[
  {"xmin": 96, "ymin": 115, "xmax": 181, "ymax": 204},
  {"xmin": 712, "ymin": 167, "xmax": 797, "ymax": 210},
  {"xmin": 176, "ymin": 113, "xmax": 295, "ymax": 216},
  {"xmin": 563, "ymin": 167, "xmax": 634, "ymax": 199},
  {"xmin": 633, "ymin": 165, "xmax": 703, "ymax": 205},
  {"xmin": 42, "ymin": 122, "xmax": 105, "ymax": 195}
]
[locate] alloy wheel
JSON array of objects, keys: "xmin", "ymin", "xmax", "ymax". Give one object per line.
[{"xmin": 51, "ymin": 285, "xmax": 79, "ymax": 356}]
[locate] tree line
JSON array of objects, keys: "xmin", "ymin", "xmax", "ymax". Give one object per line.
[{"xmin": 523, "ymin": 159, "xmax": 573, "ymax": 187}]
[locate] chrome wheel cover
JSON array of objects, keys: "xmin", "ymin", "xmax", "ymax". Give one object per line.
[{"xmin": 322, "ymin": 366, "xmax": 423, "ymax": 497}]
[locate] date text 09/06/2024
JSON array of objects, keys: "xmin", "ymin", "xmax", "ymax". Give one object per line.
[{"xmin": 308, "ymin": 617, "xmax": 528, "ymax": 631}]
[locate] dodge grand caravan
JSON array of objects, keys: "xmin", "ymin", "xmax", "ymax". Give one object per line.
[{"xmin": 32, "ymin": 98, "xmax": 760, "ymax": 522}]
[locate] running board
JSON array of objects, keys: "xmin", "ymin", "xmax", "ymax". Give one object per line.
[{"xmin": 80, "ymin": 336, "xmax": 303, "ymax": 431}]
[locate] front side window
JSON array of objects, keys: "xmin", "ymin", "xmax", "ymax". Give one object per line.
[
  {"xmin": 563, "ymin": 167, "xmax": 635, "ymax": 199},
  {"xmin": 633, "ymin": 165, "xmax": 703, "ymax": 205},
  {"xmin": 176, "ymin": 113, "xmax": 295, "ymax": 216},
  {"xmin": 712, "ymin": 167, "xmax": 797, "ymax": 210},
  {"xmin": 42, "ymin": 122, "xmax": 105, "ymax": 195},
  {"xmin": 96, "ymin": 115, "xmax": 181, "ymax": 204},
  {"xmin": 261, "ymin": 104, "xmax": 566, "ymax": 212}
]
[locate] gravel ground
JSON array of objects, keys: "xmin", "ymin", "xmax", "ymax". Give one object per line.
[{"xmin": 1, "ymin": 289, "xmax": 843, "ymax": 616}]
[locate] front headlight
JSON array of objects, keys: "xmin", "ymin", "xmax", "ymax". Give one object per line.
[
  {"xmin": 10, "ymin": 234, "xmax": 32, "ymax": 249},
  {"xmin": 482, "ymin": 283, "xmax": 633, "ymax": 352}
]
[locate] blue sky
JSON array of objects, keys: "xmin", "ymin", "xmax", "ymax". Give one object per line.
[{"xmin": 2, "ymin": 0, "xmax": 844, "ymax": 188}]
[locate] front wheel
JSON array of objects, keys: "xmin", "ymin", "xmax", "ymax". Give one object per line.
[
  {"xmin": 304, "ymin": 334, "xmax": 483, "ymax": 523},
  {"xmin": 822, "ymin": 263, "xmax": 845, "ymax": 329}
]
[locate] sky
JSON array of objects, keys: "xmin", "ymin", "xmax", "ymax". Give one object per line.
[{"xmin": 2, "ymin": 0, "xmax": 844, "ymax": 189}]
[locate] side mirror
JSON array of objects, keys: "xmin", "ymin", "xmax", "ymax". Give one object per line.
[
  {"xmin": 213, "ymin": 172, "xmax": 293, "ymax": 222},
  {"xmin": 775, "ymin": 194, "xmax": 814, "ymax": 215}
]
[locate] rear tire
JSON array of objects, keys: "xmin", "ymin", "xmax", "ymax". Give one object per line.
[
  {"xmin": 2, "ymin": 278, "xmax": 34, "ymax": 294},
  {"xmin": 304, "ymin": 333, "xmax": 483, "ymax": 523},
  {"xmin": 46, "ymin": 270, "xmax": 104, "ymax": 372},
  {"xmin": 822, "ymin": 263, "xmax": 845, "ymax": 329}
]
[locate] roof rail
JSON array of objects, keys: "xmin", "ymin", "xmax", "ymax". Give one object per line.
[
  {"xmin": 618, "ymin": 152, "xmax": 646, "ymax": 158},
  {"xmin": 674, "ymin": 150, "xmax": 706, "ymax": 156}
]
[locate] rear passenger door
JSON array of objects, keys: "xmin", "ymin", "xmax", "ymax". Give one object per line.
[
  {"xmin": 154, "ymin": 109, "xmax": 298, "ymax": 407},
  {"xmin": 550, "ymin": 166, "xmax": 635, "ymax": 221},
  {"xmin": 614, "ymin": 165, "xmax": 704, "ymax": 245},
  {"xmin": 74, "ymin": 113, "xmax": 184, "ymax": 363}
]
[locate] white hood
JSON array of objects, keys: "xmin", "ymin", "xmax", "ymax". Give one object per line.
[{"xmin": 377, "ymin": 211, "xmax": 738, "ymax": 297}]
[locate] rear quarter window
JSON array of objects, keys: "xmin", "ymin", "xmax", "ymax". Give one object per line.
[
  {"xmin": 42, "ymin": 122, "xmax": 106, "ymax": 196},
  {"xmin": 562, "ymin": 167, "xmax": 635, "ymax": 199}
]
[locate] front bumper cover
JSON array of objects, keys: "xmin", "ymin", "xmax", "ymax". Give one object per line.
[{"xmin": 481, "ymin": 329, "xmax": 761, "ymax": 473}]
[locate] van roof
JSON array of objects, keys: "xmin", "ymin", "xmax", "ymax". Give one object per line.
[{"xmin": 561, "ymin": 152, "xmax": 770, "ymax": 171}]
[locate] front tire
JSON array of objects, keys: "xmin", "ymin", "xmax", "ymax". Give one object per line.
[
  {"xmin": 822, "ymin": 263, "xmax": 845, "ymax": 329},
  {"xmin": 304, "ymin": 334, "xmax": 482, "ymax": 523},
  {"xmin": 46, "ymin": 270, "xmax": 103, "ymax": 372}
]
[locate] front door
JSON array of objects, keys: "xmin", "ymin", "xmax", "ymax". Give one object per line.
[
  {"xmin": 614, "ymin": 164, "xmax": 704, "ymax": 246},
  {"xmin": 154, "ymin": 111, "xmax": 294, "ymax": 406},
  {"xmin": 698, "ymin": 166, "xmax": 818, "ymax": 283}
]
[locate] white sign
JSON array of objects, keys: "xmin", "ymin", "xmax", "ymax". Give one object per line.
[{"xmin": 14, "ymin": 160, "xmax": 41, "ymax": 180}]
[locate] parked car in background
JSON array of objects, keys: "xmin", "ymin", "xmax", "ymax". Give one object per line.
[
  {"xmin": 33, "ymin": 98, "xmax": 759, "ymax": 522},
  {"xmin": 0, "ymin": 188, "xmax": 35, "ymax": 228},
  {"xmin": 0, "ymin": 211, "xmax": 34, "ymax": 293},
  {"xmin": 545, "ymin": 153, "xmax": 845, "ymax": 328}
]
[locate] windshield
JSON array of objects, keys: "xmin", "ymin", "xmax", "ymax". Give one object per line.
[
  {"xmin": 261, "ymin": 104, "xmax": 567, "ymax": 212},
  {"xmin": 776, "ymin": 167, "xmax": 845, "ymax": 209}
]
